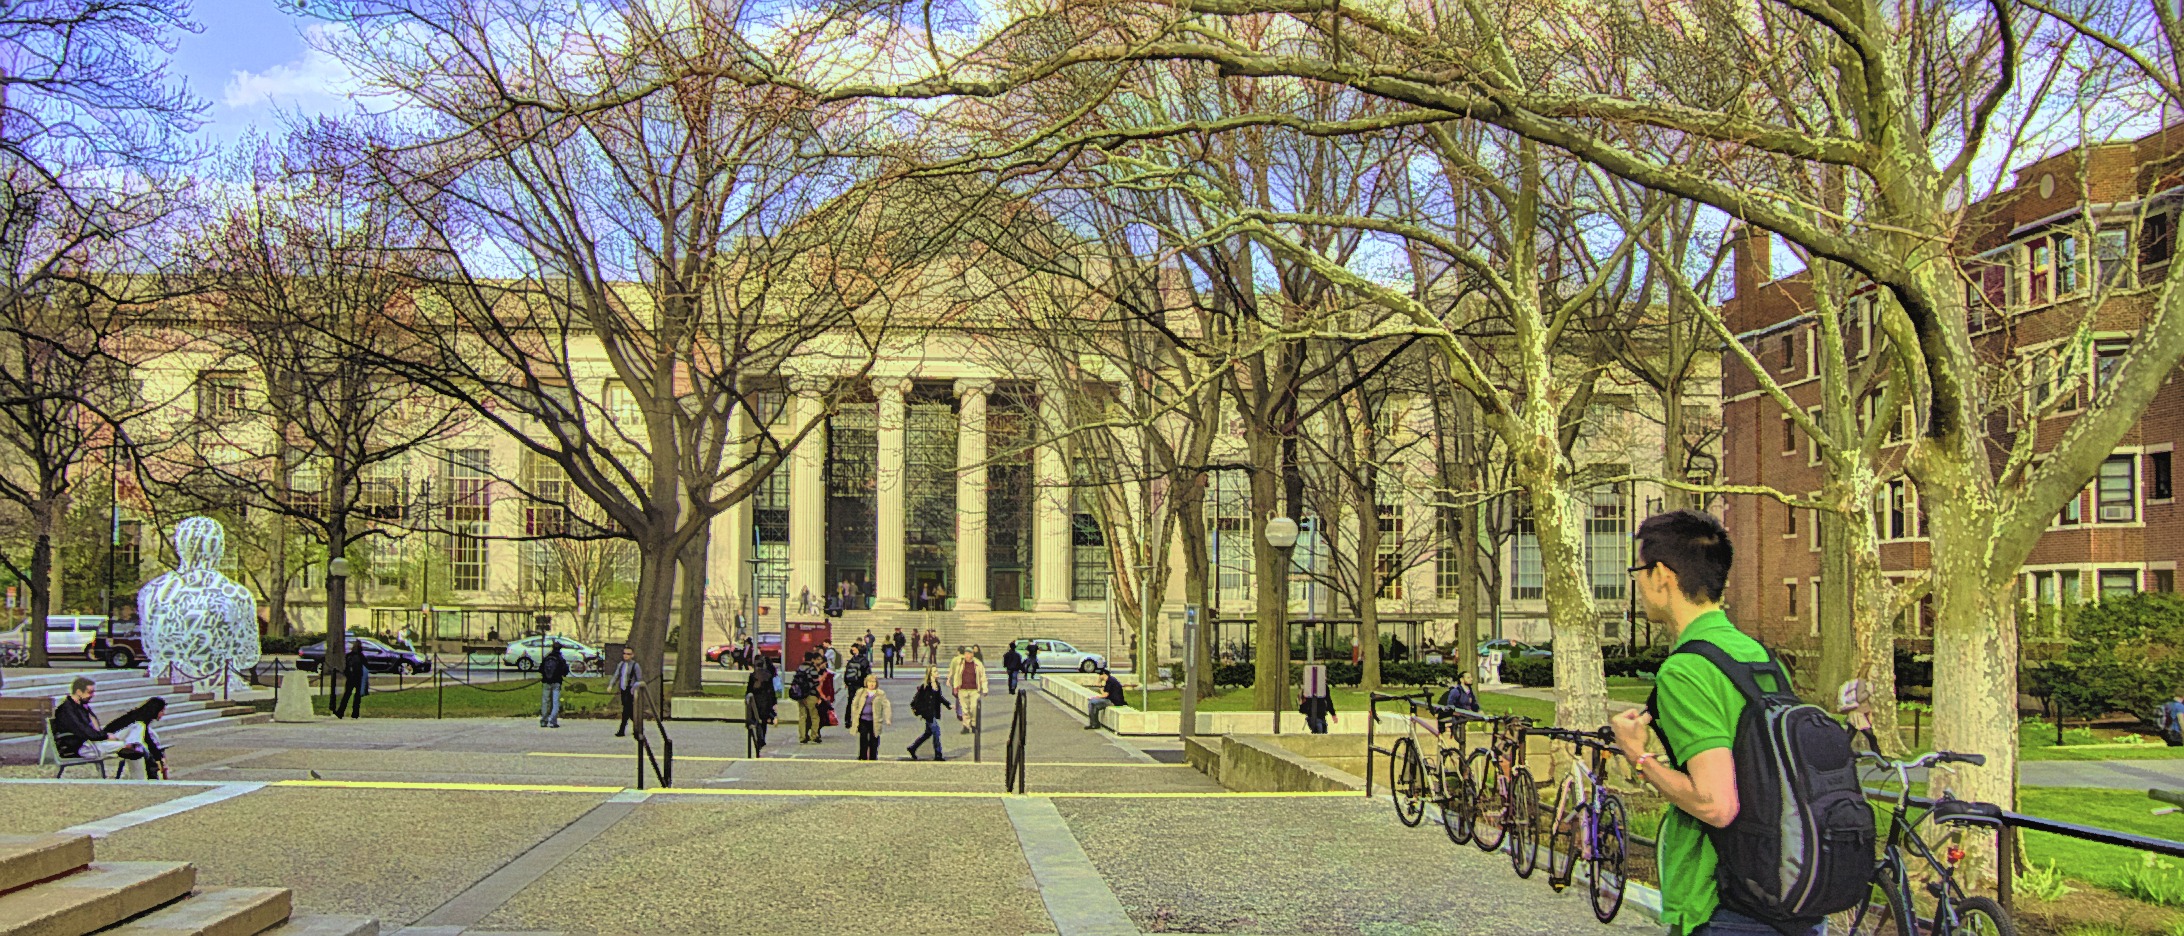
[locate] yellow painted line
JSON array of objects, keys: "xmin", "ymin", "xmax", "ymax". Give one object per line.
[
  {"xmin": 652, "ymin": 789, "xmax": 1362, "ymax": 799},
  {"xmin": 522, "ymin": 752, "xmax": 1186, "ymax": 768},
  {"xmin": 272, "ymin": 779, "xmax": 621, "ymax": 793}
]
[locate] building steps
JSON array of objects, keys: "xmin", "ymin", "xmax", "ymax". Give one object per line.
[
  {"xmin": 0, "ymin": 833, "xmax": 378, "ymax": 936},
  {"xmin": 0, "ymin": 673, "xmax": 266, "ymax": 740}
]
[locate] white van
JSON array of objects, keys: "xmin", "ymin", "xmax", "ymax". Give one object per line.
[{"xmin": 0, "ymin": 615, "xmax": 108, "ymax": 660}]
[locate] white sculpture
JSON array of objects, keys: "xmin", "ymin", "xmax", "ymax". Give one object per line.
[{"xmin": 138, "ymin": 517, "xmax": 260, "ymax": 692}]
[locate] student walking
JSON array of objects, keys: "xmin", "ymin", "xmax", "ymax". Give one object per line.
[
  {"xmin": 746, "ymin": 658, "xmax": 779, "ymax": 750},
  {"xmin": 881, "ymin": 640, "xmax": 898, "ymax": 679},
  {"xmin": 1003, "ymin": 643, "xmax": 1024, "ymax": 695},
  {"xmin": 846, "ymin": 676, "xmax": 892, "ymax": 760},
  {"xmin": 1610, "ymin": 509, "xmax": 1850, "ymax": 936},
  {"xmin": 332, "ymin": 639, "xmax": 368, "ymax": 719},
  {"xmin": 1298, "ymin": 666, "xmax": 1336, "ymax": 734},
  {"xmin": 610, "ymin": 647, "xmax": 643, "ymax": 737},
  {"xmin": 538, "ymin": 646, "xmax": 569, "ymax": 728},
  {"xmin": 950, "ymin": 646, "xmax": 987, "ymax": 734},
  {"xmin": 906, "ymin": 666, "xmax": 952, "ymax": 761},
  {"xmin": 791, "ymin": 653, "xmax": 825, "ymax": 744}
]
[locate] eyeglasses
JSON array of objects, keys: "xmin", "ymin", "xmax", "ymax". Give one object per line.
[{"xmin": 1626, "ymin": 561, "xmax": 1660, "ymax": 577}]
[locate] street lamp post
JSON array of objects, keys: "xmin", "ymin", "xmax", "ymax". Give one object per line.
[
  {"xmin": 327, "ymin": 555, "xmax": 352, "ymax": 689},
  {"xmin": 1263, "ymin": 516, "xmax": 1299, "ymax": 735}
]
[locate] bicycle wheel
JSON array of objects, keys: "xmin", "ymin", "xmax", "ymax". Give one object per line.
[
  {"xmin": 1437, "ymin": 749, "xmax": 1475, "ymax": 846},
  {"xmin": 1833, "ymin": 875, "xmax": 1910, "ymax": 936},
  {"xmin": 1465, "ymin": 749, "xmax": 1507, "ymax": 852},
  {"xmin": 1953, "ymin": 895, "xmax": 2017, "ymax": 936},
  {"xmin": 1390, "ymin": 737, "xmax": 1426, "ymax": 827},
  {"xmin": 1589, "ymin": 795, "xmax": 1628, "ymax": 923},
  {"xmin": 1545, "ymin": 787, "xmax": 1584, "ymax": 892},
  {"xmin": 1508, "ymin": 765, "xmax": 1540, "ymax": 878}
]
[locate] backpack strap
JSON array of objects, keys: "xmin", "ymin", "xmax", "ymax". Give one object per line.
[{"xmin": 1646, "ymin": 638, "xmax": 1796, "ymax": 764}]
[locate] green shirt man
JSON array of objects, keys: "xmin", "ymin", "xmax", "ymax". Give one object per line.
[{"xmin": 1610, "ymin": 509, "xmax": 1820, "ymax": 936}]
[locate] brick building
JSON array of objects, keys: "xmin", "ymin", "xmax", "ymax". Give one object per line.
[{"xmin": 1720, "ymin": 123, "xmax": 2184, "ymax": 656}]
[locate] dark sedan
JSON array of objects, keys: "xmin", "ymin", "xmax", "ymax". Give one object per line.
[{"xmin": 296, "ymin": 637, "xmax": 433, "ymax": 675}]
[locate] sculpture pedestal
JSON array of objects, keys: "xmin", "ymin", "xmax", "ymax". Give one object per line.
[{"xmin": 274, "ymin": 672, "xmax": 317, "ymax": 722}]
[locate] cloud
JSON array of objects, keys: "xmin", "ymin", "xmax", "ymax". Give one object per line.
[{"xmin": 222, "ymin": 27, "xmax": 357, "ymax": 109}]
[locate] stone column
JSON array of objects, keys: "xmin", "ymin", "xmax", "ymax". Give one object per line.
[
  {"xmin": 787, "ymin": 380, "xmax": 827, "ymax": 613},
  {"xmin": 1033, "ymin": 385, "xmax": 1074, "ymax": 611},
  {"xmin": 954, "ymin": 379, "xmax": 993, "ymax": 612},
  {"xmin": 873, "ymin": 378, "xmax": 911, "ymax": 610}
]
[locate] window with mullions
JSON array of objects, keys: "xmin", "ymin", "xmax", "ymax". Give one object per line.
[
  {"xmin": 1436, "ymin": 506, "xmax": 1465, "ymax": 600},
  {"xmin": 1071, "ymin": 506, "xmax": 1107, "ymax": 601},
  {"xmin": 2097, "ymin": 455, "xmax": 2137, "ymax": 523},
  {"xmin": 1376, "ymin": 495, "xmax": 1405, "ymax": 600},
  {"xmin": 825, "ymin": 402, "xmax": 877, "ymax": 594},
  {"xmin": 1208, "ymin": 471, "xmax": 1253, "ymax": 604},
  {"xmin": 520, "ymin": 541, "xmax": 562, "ymax": 594},
  {"xmin": 1587, "ymin": 485, "xmax": 1629, "ymax": 600},
  {"xmin": 447, "ymin": 449, "xmax": 491, "ymax": 592},
  {"xmin": 1512, "ymin": 508, "xmax": 1542, "ymax": 600},
  {"xmin": 902, "ymin": 389, "xmax": 959, "ymax": 589},
  {"xmin": 985, "ymin": 400, "xmax": 1036, "ymax": 610},
  {"xmin": 753, "ymin": 468, "xmax": 789, "ymax": 596}
]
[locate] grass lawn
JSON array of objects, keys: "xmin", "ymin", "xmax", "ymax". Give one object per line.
[
  {"xmin": 308, "ymin": 677, "xmax": 744, "ymax": 719},
  {"xmin": 2015, "ymin": 787, "xmax": 2184, "ymax": 899}
]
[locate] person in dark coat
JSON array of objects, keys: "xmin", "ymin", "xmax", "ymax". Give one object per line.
[
  {"xmin": 745, "ymin": 658, "xmax": 779, "ymax": 750},
  {"xmin": 52, "ymin": 677, "xmax": 149, "ymax": 761},
  {"xmin": 906, "ymin": 666, "xmax": 953, "ymax": 760},
  {"xmin": 1085, "ymin": 668, "xmax": 1127, "ymax": 730},
  {"xmin": 1003, "ymin": 644, "xmax": 1024, "ymax": 695},
  {"xmin": 1298, "ymin": 665, "xmax": 1337, "ymax": 734},
  {"xmin": 333, "ymin": 639, "xmax": 368, "ymax": 719},
  {"xmin": 1023, "ymin": 642, "xmax": 1041, "ymax": 681},
  {"xmin": 539, "ymin": 646, "xmax": 570, "ymax": 728}
]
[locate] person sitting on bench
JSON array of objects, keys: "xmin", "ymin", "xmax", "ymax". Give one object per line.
[{"xmin": 52, "ymin": 676, "xmax": 148, "ymax": 763}]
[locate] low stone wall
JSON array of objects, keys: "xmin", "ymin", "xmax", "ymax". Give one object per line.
[
  {"xmin": 669, "ymin": 696, "xmax": 751, "ymax": 721},
  {"xmin": 1211, "ymin": 734, "xmax": 1366, "ymax": 793},
  {"xmin": 1183, "ymin": 736, "xmax": 1225, "ymax": 783},
  {"xmin": 1036, "ymin": 674, "xmax": 1407, "ymax": 736},
  {"xmin": 1265, "ymin": 733, "xmax": 1372, "ymax": 783}
]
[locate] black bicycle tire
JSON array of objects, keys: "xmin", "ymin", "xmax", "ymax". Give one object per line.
[
  {"xmin": 1465, "ymin": 748, "xmax": 1507, "ymax": 853},
  {"xmin": 1545, "ymin": 789, "xmax": 1582, "ymax": 892},
  {"xmin": 1590, "ymin": 794, "xmax": 1629, "ymax": 924},
  {"xmin": 1437, "ymin": 748, "xmax": 1474, "ymax": 846},
  {"xmin": 1952, "ymin": 895, "xmax": 2016, "ymax": 936},
  {"xmin": 1508, "ymin": 765, "xmax": 1539, "ymax": 879},
  {"xmin": 1390, "ymin": 737, "xmax": 1426, "ymax": 827},
  {"xmin": 1835, "ymin": 873, "xmax": 1910, "ymax": 936}
]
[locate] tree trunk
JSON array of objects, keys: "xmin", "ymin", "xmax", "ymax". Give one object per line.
[
  {"xmin": 1456, "ymin": 499, "xmax": 1482, "ymax": 683},
  {"xmin": 626, "ymin": 540, "xmax": 680, "ymax": 707},
  {"xmin": 1661, "ymin": 383, "xmax": 1693, "ymax": 512},
  {"xmin": 1528, "ymin": 475, "xmax": 1608, "ymax": 731},
  {"xmin": 26, "ymin": 505, "xmax": 54, "ymax": 667},
  {"xmin": 1249, "ymin": 451, "xmax": 1289, "ymax": 711},
  {"xmin": 1842, "ymin": 500, "xmax": 1905, "ymax": 754},
  {"xmin": 1178, "ymin": 487, "xmax": 1215, "ymax": 698},
  {"xmin": 1815, "ymin": 510, "xmax": 1853, "ymax": 699},
  {"xmin": 1922, "ymin": 470, "xmax": 2019, "ymax": 875},
  {"xmin": 673, "ymin": 527, "xmax": 710, "ymax": 696},
  {"xmin": 1355, "ymin": 471, "xmax": 1383, "ymax": 691}
]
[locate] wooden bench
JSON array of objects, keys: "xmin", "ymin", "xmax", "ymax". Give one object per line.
[{"xmin": 0, "ymin": 696, "xmax": 48, "ymax": 733}]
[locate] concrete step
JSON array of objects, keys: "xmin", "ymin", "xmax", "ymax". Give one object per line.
[
  {"xmin": 1, "ymin": 677, "xmax": 163, "ymax": 701},
  {"xmin": 99, "ymin": 887, "xmax": 291, "ymax": 936},
  {"xmin": 0, "ymin": 861, "xmax": 194, "ymax": 936},
  {"xmin": 0, "ymin": 834, "xmax": 93, "ymax": 895},
  {"xmin": 253, "ymin": 917, "xmax": 375, "ymax": 936}
]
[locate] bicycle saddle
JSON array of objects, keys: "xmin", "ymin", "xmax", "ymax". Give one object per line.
[{"xmin": 1928, "ymin": 798, "xmax": 2005, "ymax": 827}]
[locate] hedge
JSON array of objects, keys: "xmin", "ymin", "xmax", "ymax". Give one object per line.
[{"xmin": 1210, "ymin": 660, "xmax": 1477, "ymax": 688}]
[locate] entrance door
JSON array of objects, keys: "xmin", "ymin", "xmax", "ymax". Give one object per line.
[{"xmin": 990, "ymin": 571, "xmax": 1023, "ymax": 611}]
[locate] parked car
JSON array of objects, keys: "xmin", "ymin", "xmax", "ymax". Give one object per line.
[
  {"xmin": 705, "ymin": 634, "xmax": 782, "ymax": 667},
  {"xmin": 502, "ymin": 636, "xmax": 604, "ymax": 673},
  {"xmin": 1477, "ymin": 638, "xmax": 1551, "ymax": 659},
  {"xmin": 91, "ymin": 620, "xmax": 147, "ymax": 669},
  {"xmin": 296, "ymin": 637, "xmax": 434, "ymax": 675},
  {"xmin": 0, "ymin": 615, "xmax": 108, "ymax": 661},
  {"xmin": 1009, "ymin": 637, "xmax": 1108, "ymax": 673}
]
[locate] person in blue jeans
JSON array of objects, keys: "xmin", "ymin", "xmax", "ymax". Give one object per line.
[
  {"xmin": 538, "ymin": 646, "xmax": 569, "ymax": 728},
  {"xmin": 906, "ymin": 667, "xmax": 953, "ymax": 761},
  {"xmin": 2164, "ymin": 693, "xmax": 2184, "ymax": 746}
]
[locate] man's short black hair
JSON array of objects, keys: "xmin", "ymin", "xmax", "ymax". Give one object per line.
[{"xmin": 1634, "ymin": 508, "xmax": 1733, "ymax": 603}]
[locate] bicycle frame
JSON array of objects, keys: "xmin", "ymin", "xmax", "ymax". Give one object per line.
[{"xmin": 1865, "ymin": 756, "xmax": 1991, "ymax": 934}]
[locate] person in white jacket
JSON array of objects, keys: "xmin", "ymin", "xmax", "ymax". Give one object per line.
[
  {"xmin": 949, "ymin": 645, "xmax": 988, "ymax": 734},
  {"xmin": 846, "ymin": 678, "xmax": 892, "ymax": 760}
]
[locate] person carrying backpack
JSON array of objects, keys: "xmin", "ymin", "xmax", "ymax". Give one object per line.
[
  {"xmin": 906, "ymin": 666, "xmax": 954, "ymax": 760},
  {"xmin": 1612, "ymin": 509, "xmax": 1870, "ymax": 936},
  {"xmin": 1439, "ymin": 673, "xmax": 1478, "ymax": 713},
  {"xmin": 791, "ymin": 652, "xmax": 825, "ymax": 744},
  {"xmin": 538, "ymin": 645, "xmax": 570, "ymax": 728}
]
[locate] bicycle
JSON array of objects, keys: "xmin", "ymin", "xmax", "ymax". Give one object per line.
[
  {"xmin": 1461, "ymin": 713, "xmax": 1541, "ymax": 878},
  {"xmin": 1385, "ymin": 692, "xmax": 1480, "ymax": 847},
  {"xmin": 1836, "ymin": 749, "xmax": 2016, "ymax": 936},
  {"xmin": 1530, "ymin": 725, "xmax": 1630, "ymax": 923}
]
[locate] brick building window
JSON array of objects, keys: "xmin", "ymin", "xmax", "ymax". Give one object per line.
[
  {"xmin": 2029, "ymin": 240, "xmax": 2053, "ymax": 304},
  {"xmin": 1881, "ymin": 480, "xmax": 1918, "ymax": 539},
  {"xmin": 2145, "ymin": 214, "xmax": 2174, "ymax": 269},
  {"xmin": 1781, "ymin": 413, "xmax": 1796, "ymax": 455},
  {"xmin": 2149, "ymin": 451, "xmax": 2172, "ymax": 501},
  {"xmin": 2058, "ymin": 486, "xmax": 2083, "ymax": 525},
  {"xmin": 2097, "ymin": 229, "xmax": 2133, "ymax": 288},
  {"xmin": 2099, "ymin": 569, "xmax": 2139, "ymax": 599},
  {"xmin": 2055, "ymin": 232, "xmax": 2081, "ymax": 295},
  {"xmin": 2094, "ymin": 339, "xmax": 2130, "ymax": 395},
  {"xmin": 2153, "ymin": 569, "xmax": 2176, "ymax": 593},
  {"xmin": 1778, "ymin": 332, "xmax": 1796, "ymax": 374},
  {"xmin": 2097, "ymin": 455, "xmax": 2136, "ymax": 523},
  {"xmin": 1784, "ymin": 501, "xmax": 1798, "ymax": 538},
  {"xmin": 1376, "ymin": 496, "xmax": 1405, "ymax": 600},
  {"xmin": 197, "ymin": 371, "xmax": 247, "ymax": 421},
  {"xmin": 1784, "ymin": 581, "xmax": 1799, "ymax": 619}
]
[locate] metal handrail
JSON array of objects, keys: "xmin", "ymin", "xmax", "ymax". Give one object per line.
[{"xmin": 1004, "ymin": 688, "xmax": 1030, "ymax": 794}]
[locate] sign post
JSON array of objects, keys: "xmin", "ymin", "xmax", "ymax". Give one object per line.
[{"xmin": 1180, "ymin": 605, "xmax": 1199, "ymax": 738}]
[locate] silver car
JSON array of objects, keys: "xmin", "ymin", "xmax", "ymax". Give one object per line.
[
  {"xmin": 1011, "ymin": 637, "xmax": 1108, "ymax": 673},
  {"xmin": 503, "ymin": 636, "xmax": 604, "ymax": 673}
]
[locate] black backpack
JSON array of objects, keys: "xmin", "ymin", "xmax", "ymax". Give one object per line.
[
  {"xmin": 789, "ymin": 669, "xmax": 815, "ymax": 701},
  {"xmin": 1648, "ymin": 641, "xmax": 1875, "ymax": 932}
]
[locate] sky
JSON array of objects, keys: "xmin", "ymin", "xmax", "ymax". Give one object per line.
[{"xmin": 172, "ymin": 0, "xmax": 359, "ymax": 152}]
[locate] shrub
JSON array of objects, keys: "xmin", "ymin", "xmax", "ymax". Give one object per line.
[
  {"xmin": 2044, "ymin": 592, "xmax": 2184, "ymax": 725},
  {"xmin": 1604, "ymin": 648, "xmax": 1671, "ymax": 678},
  {"xmin": 259, "ymin": 634, "xmax": 323, "ymax": 655},
  {"xmin": 1501, "ymin": 655, "xmax": 1554, "ymax": 687},
  {"xmin": 1894, "ymin": 647, "xmax": 1932, "ymax": 692}
]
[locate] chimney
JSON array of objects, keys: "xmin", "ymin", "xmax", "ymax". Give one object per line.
[{"xmin": 1732, "ymin": 226, "xmax": 1772, "ymax": 301}]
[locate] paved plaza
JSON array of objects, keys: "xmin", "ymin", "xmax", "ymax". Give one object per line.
[{"xmin": 0, "ymin": 678, "xmax": 1651, "ymax": 935}]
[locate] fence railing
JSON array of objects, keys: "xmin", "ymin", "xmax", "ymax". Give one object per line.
[{"xmin": 1004, "ymin": 688, "xmax": 1030, "ymax": 794}]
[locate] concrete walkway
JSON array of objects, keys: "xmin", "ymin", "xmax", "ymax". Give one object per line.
[{"xmin": 0, "ymin": 678, "xmax": 1654, "ymax": 935}]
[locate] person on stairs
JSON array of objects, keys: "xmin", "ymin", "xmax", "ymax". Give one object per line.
[{"xmin": 906, "ymin": 666, "xmax": 953, "ymax": 761}]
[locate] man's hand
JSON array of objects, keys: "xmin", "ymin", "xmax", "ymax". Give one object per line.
[{"xmin": 1610, "ymin": 709, "xmax": 1653, "ymax": 761}]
